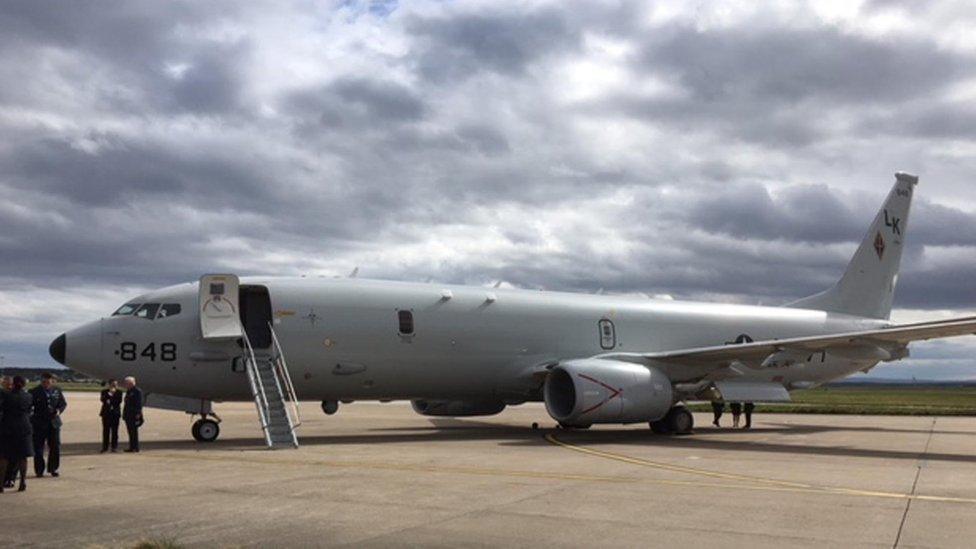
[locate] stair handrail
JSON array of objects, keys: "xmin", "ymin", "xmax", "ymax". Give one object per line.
[
  {"xmin": 269, "ymin": 322, "xmax": 302, "ymax": 430},
  {"xmin": 241, "ymin": 330, "xmax": 272, "ymax": 447}
]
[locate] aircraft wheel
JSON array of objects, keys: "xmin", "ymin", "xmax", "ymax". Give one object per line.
[
  {"xmin": 666, "ymin": 406, "xmax": 694, "ymax": 435},
  {"xmin": 192, "ymin": 419, "xmax": 220, "ymax": 442},
  {"xmin": 649, "ymin": 420, "xmax": 671, "ymax": 434},
  {"xmin": 322, "ymin": 400, "xmax": 339, "ymax": 415}
]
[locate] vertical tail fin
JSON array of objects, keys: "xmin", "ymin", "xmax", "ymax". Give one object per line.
[{"xmin": 788, "ymin": 172, "xmax": 918, "ymax": 319}]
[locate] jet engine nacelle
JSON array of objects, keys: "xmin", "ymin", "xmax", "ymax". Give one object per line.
[
  {"xmin": 411, "ymin": 399, "xmax": 506, "ymax": 417},
  {"xmin": 544, "ymin": 359, "xmax": 673, "ymax": 425}
]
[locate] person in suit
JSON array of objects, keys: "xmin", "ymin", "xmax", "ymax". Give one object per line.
[
  {"xmin": 743, "ymin": 402, "xmax": 756, "ymax": 429},
  {"xmin": 0, "ymin": 376, "xmax": 14, "ymax": 489},
  {"xmin": 99, "ymin": 379, "xmax": 123, "ymax": 453},
  {"xmin": 1, "ymin": 376, "xmax": 34, "ymax": 492},
  {"xmin": 30, "ymin": 372, "xmax": 67, "ymax": 478},
  {"xmin": 0, "ymin": 377, "xmax": 7, "ymax": 487},
  {"xmin": 123, "ymin": 376, "xmax": 144, "ymax": 453}
]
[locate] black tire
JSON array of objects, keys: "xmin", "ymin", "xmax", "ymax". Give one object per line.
[
  {"xmin": 649, "ymin": 420, "xmax": 671, "ymax": 434},
  {"xmin": 322, "ymin": 400, "xmax": 339, "ymax": 415},
  {"xmin": 667, "ymin": 406, "xmax": 694, "ymax": 435},
  {"xmin": 193, "ymin": 419, "xmax": 220, "ymax": 442}
]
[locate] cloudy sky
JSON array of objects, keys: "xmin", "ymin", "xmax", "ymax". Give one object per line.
[{"xmin": 2, "ymin": 0, "xmax": 975, "ymax": 379}]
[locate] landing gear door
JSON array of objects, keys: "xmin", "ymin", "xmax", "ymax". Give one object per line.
[{"xmin": 199, "ymin": 274, "xmax": 243, "ymax": 339}]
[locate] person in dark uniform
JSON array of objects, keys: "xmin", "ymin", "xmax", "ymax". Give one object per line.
[
  {"xmin": 743, "ymin": 402, "xmax": 756, "ymax": 429},
  {"xmin": 99, "ymin": 379, "xmax": 123, "ymax": 453},
  {"xmin": 711, "ymin": 401, "xmax": 725, "ymax": 427},
  {"xmin": 30, "ymin": 372, "xmax": 67, "ymax": 477},
  {"xmin": 0, "ymin": 376, "xmax": 15, "ymax": 489},
  {"xmin": 123, "ymin": 376, "xmax": 144, "ymax": 453},
  {"xmin": 1, "ymin": 376, "xmax": 35, "ymax": 492},
  {"xmin": 0, "ymin": 377, "xmax": 6, "ymax": 488},
  {"xmin": 729, "ymin": 402, "xmax": 742, "ymax": 429}
]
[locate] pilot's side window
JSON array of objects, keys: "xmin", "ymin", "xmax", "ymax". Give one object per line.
[
  {"xmin": 397, "ymin": 310, "xmax": 414, "ymax": 336},
  {"xmin": 134, "ymin": 303, "xmax": 160, "ymax": 319},
  {"xmin": 157, "ymin": 303, "xmax": 182, "ymax": 319}
]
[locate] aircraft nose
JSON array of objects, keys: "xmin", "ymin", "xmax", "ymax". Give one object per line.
[{"xmin": 50, "ymin": 333, "xmax": 66, "ymax": 365}]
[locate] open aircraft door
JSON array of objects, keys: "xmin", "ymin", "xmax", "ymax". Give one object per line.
[{"xmin": 199, "ymin": 274, "xmax": 244, "ymax": 339}]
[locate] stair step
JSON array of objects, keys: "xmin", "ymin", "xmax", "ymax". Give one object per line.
[{"xmin": 244, "ymin": 329, "xmax": 300, "ymax": 449}]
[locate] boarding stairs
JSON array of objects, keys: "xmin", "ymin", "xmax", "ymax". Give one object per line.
[{"xmin": 241, "ymin": 324, "xmax": 302, "ymax": 449}]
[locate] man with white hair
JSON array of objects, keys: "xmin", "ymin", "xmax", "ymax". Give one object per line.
[{"xmin": 122, "ymin": 376, "xmax": 144, "ymax": 453}]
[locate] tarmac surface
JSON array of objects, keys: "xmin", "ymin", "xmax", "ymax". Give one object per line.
[{"xmin": 4, "ymin": 392, "xmax": 976, "ymax": 548}]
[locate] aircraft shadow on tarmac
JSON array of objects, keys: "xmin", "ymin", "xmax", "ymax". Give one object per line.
[{"xmin": 60, "ymin": 418, "xmax": 976, "ymax": 464}]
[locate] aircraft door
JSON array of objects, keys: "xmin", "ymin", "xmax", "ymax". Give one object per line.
[
  {"xmin": 200, "ymin": 274, "xmax": 243, "ymax": 339},
  {"xmin": 240, "ymin": 285, "xmax": 273, "ymax": 349}
]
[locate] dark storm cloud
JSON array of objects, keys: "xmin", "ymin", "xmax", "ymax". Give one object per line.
[
  {"xmin": 2, "ymin": 133, "xmax": 274, "ymax": 207},
  {"xmin": 593, "ymin": 24, "xmax": 975, "ymax": 148},
  {"xmin": 286, "ymin": 77, "xmax": 427, "ymax": 130},
  {"xmin": 685, "ymin": 183, "xmax": 976, "ymax": 247},
  {"xmin": 406, "ymin": 7, "xmax": 581, "ymax": 81},
  {"xmin": 685, "ymin": 183, "xmax": 863, "ymax": 243},
  {"xmin": 641, "ymin": 26, "xmax": 965, "ymax": 104},
  {"xmin": 0, "ymin": 1, "xmax": 250, "ymax": 115}
]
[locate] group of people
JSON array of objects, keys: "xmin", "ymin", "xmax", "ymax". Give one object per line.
[
  {"xmin": 99, "ymin": 377, "xmax": 144, "ymax": 454},
  {"xmin": 0, "ymin": 373, "xmax": 144, "ymax": 494},
  {"xmin": 711, "ymin": 401, "xmax": 756, "ymax": 429}
]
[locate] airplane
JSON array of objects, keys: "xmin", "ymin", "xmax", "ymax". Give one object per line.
[{"xmin": 48, "ymin": 173, "xmax": 976, "ymax": 446}]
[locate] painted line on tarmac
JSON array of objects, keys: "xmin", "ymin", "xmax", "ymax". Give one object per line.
[{"xmin": 545, "ymin": 433, "xmax": 976, "ymax": 505}]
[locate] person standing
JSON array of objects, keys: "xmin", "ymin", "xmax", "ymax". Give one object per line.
[
  {"xmin": 0, "ymin": 377, "xmax": 7, "ymax": 488},
  {"xmin": 743, "ymin": 402, "xmax": 756, "ymax": 429},
  {"xmin": 99, "ymin": 379, "xmax": 123, "ymax": 453},
  {"xmin": 122, "ymin": 376, "xmax": 144, "ymax": 453},
  {"xmin": 1, "ymin": 376, "xmax": 34, "ymax": 492},
  {"xmin": 30, "ymin": 372, "xmax": 67, "ymax": 478},
  {"xmin": 729, "ymin": 402, "xmax": 742, "ymax": 429},
  {"xmin": 0, "ymin": 376, "xmax": 14, "ymax": 489},
  {"xmin": 711, "ymin": 401, "xmax": 725, "ymax": 427}
]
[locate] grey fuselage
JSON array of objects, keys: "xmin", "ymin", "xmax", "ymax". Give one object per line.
[{"xmin": 64, "ymin": 277, "xmax": 887, "ymax": 403}]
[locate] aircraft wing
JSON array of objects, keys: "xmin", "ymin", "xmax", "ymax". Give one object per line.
[{"xmin": 596, "ymin": 316, "xmax": 976, "ymax": 368}]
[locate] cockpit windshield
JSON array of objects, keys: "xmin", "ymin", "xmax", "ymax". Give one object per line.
[
  {"xmin": 112, "ymin": 303, "xmax": 141, "ymax": 316},
  {"xmin": 134, "ymin": 303, "xmax": 160, "ymax": 319},
  {"xmin": 157, "ymin": 303, "xmax": 182, "ymax": 318}
]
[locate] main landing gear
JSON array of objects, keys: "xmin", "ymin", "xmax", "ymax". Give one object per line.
[
  {"xmin": 649, "ymin": 405, "xmax": 694, "ymax": 435},
  {"xmin": 191, "ymin": 414, "xmax": 222, "ymax": 442}
]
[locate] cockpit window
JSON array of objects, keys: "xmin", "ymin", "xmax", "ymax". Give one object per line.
[
  {"xmin": 133, "ymin": 303, "xmax": 160, "ymax": 319},
  {"xmin": 112, "ymin": 303, "xmax": 141, "ymax": 316},
  {"xmin": 157, "ymin": 303, "xmax": 182, "ymax": 319}
]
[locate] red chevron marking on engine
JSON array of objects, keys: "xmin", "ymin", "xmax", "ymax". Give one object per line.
[{"xmin": 577, "ymin": 373, "xmax": 623, "ymax": 415}]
